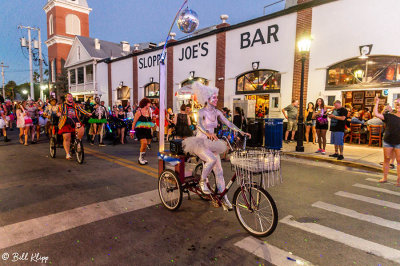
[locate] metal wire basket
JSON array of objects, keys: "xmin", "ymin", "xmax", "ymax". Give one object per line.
[{"xmin": 230, "ymin": 149, "xmax": 282, "ymax": 189}]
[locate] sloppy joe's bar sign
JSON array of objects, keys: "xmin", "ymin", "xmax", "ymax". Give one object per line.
[
  {"xmin": 240, "ymin": 24, "xmax": 279, "ymax": 49},
  {"xmin": 178, "ymin": 41, "xmax": 209, "ymax": 61},
  {"xmin": 139, "ymin": 54, "xmax": 162, "ymax": 69}
]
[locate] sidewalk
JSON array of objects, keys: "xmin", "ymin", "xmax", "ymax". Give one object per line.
[{"xmin": 282, "ymin": 142, "xmax": 397, "ymax": 175}]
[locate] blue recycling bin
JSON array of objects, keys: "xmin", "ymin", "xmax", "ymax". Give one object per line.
[{"xmin": 264, "ymin": 118, "xmax": 283, "ymax": 150}]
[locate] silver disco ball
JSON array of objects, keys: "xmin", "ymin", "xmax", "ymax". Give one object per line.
[{"xmin": 177, "ymin": 8, "xmax": 199, "ymax": 34}]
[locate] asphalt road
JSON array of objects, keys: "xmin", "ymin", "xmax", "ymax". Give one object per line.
[{"xmin": 0, "ymin": 131, "xmax": 399, "ymax": 266}]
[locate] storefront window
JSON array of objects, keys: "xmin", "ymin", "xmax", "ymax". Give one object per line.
[
  {"xmin": 77, "ymin": 67, "xmax": 84, "ymax": 84},
  {"xmin": 70, "ymin": 69, "xmax": 76, "ymax": 84},
  {"xmin": 144, "ymin": 82, "xmax": 160, "ymax": 98},
  {"xmin": 327, "ymin": 56, "xmax": 400, "ymax": 88},
  {"xmin": 236, "ymin": 70, "xmax": 281, "ymax": 94}
]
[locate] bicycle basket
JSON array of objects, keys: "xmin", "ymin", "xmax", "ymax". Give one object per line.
[{"xmin": 230, "ymin": 149, "xmax": 282, "ymax": 189}]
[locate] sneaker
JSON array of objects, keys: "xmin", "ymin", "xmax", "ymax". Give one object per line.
[
  {"xmin": 315, "ymin": 149, "xmax": 322, "ymax": 153},
  {"xmin": 329, "ymin": 153, "xmax": 339, "ymax": 158},
  {"xmin": 321, "ymin": 150, "xmax": 326, "ymax": 155},
  {"xmin": 66, "ymin": 153, "xmax": 72, "ymax": 160},
  {"xmin": 90, "ymin": 139, "xmax": 95, "ymax": 145},
  {"xmin": 99, "ymin": 142, "xmax": 106, "ymax": 147},
  {"xmin": 337, "ymin": 155, "xmax": 344, "ymax": 160}
]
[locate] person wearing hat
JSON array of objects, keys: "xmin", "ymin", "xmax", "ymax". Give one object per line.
[{"xmin": 44, "ymin": 98, "xmax": 59, "ymax": 138}]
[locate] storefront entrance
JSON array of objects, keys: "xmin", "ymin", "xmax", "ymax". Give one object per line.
[{"xmin": 246, "ymin": 95, "xmax": 269, "ymax": 118}]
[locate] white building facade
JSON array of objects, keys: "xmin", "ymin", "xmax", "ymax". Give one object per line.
[{"xmin": 95, "ymin": 0, "xmax": 400, "ymax": 117}]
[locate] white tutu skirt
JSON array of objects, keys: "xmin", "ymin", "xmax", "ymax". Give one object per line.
[
  {"xmin": 0, "ymin": 119, "xmax": 6, "ymax": 129},
  {"xmin": 183, "ymin": 136, "xmax": 228, "ymax": 155}
]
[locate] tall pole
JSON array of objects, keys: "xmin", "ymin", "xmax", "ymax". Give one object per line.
[
  {"xmin": 28, "ymin": 28, "xmax": 34, "ymax": 100},
  {"xmin": 159, "ymin": 0, "xmax": 188, "ymax": 153},
  {"xmin": 38, "ymin": 28, "xmax": 44, "ymax": 100},
  {"xmin": 0, "ymin": 63, "xmax": 9, "ymax": 98},
  {"xmin": 296, "ymin": 55, "xmax": 306, "ymax": 152}
]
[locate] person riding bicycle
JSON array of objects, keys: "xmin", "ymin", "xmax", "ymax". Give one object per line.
[
  {"xmin": 182, "ymin": 82, "xmax": 250, "ymax": 211},
  {"xmin": 57, "ymin": 93, "xmax": 91, "ymax": 160},
  {"xmin": 44, "ymin": 98, "xmax": 59, "ymax": 137}
]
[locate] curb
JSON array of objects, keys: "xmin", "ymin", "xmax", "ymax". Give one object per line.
[{"xmin": 282, "ymin": 152, "xmax": 397, "ymax": 176}]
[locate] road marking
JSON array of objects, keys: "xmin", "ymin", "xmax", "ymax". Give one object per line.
[
  {"xmin": 312, "ymin": 201, "xmax": 400, "ymax": 231},
  {"xmin": 85, "ymin": 147, "xmax": 159, "ymax": 174},
  {"xmin": 335, "ymin": 191, "xmax": 400, "ymax": 210},
  {"xmin": 85, "ymin": 150, "xmax": 158, "ymax": 178},
  {"xmin": 353, "ymin": 183, "xmax": 400, "ymax": 197},
  {"xmin": 0, "ymin": 189, "xmax": 160, "ymax": 250},
  {"xmin": 366, "ymin": 178, "xmax": 397, "ymax": 184},
  {"xmin": 280, "ymin": 215, "xmax": 400, "ymax": 264},
  {"xmin": 234, "ymin": 236, "xmax": 313, "ymax": 265}
]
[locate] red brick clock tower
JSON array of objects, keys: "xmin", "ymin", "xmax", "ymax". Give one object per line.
[{"xmin": 43, "ymin": 0, "xmax": 91, "ymax": 82}]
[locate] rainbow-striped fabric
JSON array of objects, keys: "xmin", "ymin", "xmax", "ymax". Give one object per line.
[{"xmin": 135, "ymin": 121, "xmax": 155, "ymax": 129}]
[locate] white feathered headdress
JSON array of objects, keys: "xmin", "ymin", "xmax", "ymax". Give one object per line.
[{"xmin": 178, "ymin": 82, "xmax": 219, "ymax": 105}]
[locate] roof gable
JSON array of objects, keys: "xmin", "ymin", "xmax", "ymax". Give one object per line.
[{"xmin": 65, "ymin": 37, "xmax": 92, "ymax": 67}]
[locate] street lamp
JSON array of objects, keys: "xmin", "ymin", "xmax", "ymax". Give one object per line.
[
  {"xmin": 22, "ymin": 89, "xmax": 28, "ymax": 95},
  {"xmin": 296, "ymin": 37, "xmax": 311, "ymax": 152}
]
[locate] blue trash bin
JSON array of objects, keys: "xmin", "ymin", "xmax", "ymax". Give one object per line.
[{"xmin": 264, "ymin": 118, "xmax": 283, "ymax": 150}]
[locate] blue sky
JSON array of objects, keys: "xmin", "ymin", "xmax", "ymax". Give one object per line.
[{"xmin": 0, "ymin": 0, "xmax": 285, "ymax": 84}]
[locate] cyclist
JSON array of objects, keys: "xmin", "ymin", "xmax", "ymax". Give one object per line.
[
  {"xmin": 182, "ymin": 82, "xmax": 250, "ymax": 211},
  {"xmin": 57, "ymin": 93, "xmax": 91, "ymax": 160},
  {"xmin": 44, "ymin": 98, "xmax": 59, "ymax": 138}
]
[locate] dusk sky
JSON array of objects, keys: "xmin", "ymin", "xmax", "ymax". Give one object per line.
[{"xmin": 0, "ymin": 0, "xmax": 285, "ymax": 85}]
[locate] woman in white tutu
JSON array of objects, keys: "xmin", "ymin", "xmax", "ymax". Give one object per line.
[{"xmin": 182, "ymin": 82, "xmax": 250, "ymax": 211}]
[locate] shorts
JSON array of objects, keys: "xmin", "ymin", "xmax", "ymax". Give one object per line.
[
  {"xmin": 331, "ymin": 131, "xmax": 344, "ymax": 146},
  {"xmin": 306, "ymin": 120, "xmax": 316, "ymax": 127},
  {"xmin": 383, "ymin": 141, "xmax": 400, "ymax": 149},
  {"xmin": 287, "ymin": 119, "xmax": 298, "ymax": 131}
]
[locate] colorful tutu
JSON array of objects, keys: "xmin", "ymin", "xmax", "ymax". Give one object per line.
[
  {"xmin": 88, "ymin": 118, "xmax": 108, "ymax": 124},
  {"xmin": 136, "ymin": 121, "xmax": 155, "ymax": 129}
]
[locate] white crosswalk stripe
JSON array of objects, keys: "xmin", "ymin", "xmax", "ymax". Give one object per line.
[
  {"xmin": 280, "ymin": 215, "xmax": 400, "ymax": 264},
  {"xmin": 0, "ymin": 189, "xmax": 160, "ymax": 250},
  {"xmin": 312, "ymin": 201, "xmax": 400, "ymax": 231},
  {"xmin": 353, "ymin": 183, "xmax": 400, "ymax": 196},
  {"xmin": 234, "ymin": 236, "xmax": 313, "ymax": 266},
  {"xmin": 335, "ymin": 191, "xmax": 400, "ymax": 210}
]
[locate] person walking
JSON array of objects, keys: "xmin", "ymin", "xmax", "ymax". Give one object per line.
[
  {"xmin": 0, "ymin": 98, "xmax": 9, "ymax": 142},
  {"xmin": 305, "ymin": 102, "xmax": 316, "ymax": 144},
  {"xmin": 282, "ymin": 100, "xmax": 299, "ymax": 143},
  {"xmin": 130, "ymin": 98, "xmax": 154, "ymax": 165},
  {"xmin": 15, "ymin": 103, "xmax": 26, "ymax": 144},
  {"xmin": 314, "ymin": 98, "xmax": 329, "ymax": 155},
  {"xmin": 174, "ymin": 104, "xmax": 192, "ymax": 139},
  {"xmin": 116, "ymin": 106, "xmax": 126, "ymax": 144},
  {"xmin": 328, "ymin": 100, "xmax": 348, "ymax": 160},
  {"xmin": 373, "ymin": 97, "xmax": 400, "ymax": 186}
]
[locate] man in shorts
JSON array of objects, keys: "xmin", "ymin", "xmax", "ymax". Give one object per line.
[
  {"xmin": 282, "ymin": 100, "xmax": 299, "ymax": 143},
  {"xmin": 57, "ymin": 93, "xmax": 91, "ymax": 160},
  {"xmin": 328, "ymin": 100, "xmax": 348, "ymax": 160}
]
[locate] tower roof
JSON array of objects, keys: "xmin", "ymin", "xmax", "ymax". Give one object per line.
[{"xmin": 44, "ymin": 0, "xmax": 92, "ymax": 14}]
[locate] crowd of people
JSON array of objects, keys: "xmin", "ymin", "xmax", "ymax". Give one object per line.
[{"xmin": 282, "ymin": 96, "xmax": 400, "ymax": 186}]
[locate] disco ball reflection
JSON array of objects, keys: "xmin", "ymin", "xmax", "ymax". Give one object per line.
[{"xmin": 177, "ymin": 8, "xmax": 199, "ymax": 34}]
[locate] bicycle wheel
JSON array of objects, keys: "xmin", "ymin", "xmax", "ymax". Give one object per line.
[
  {"xmin": 49, "ymin": 137, "xmax": 57, "ymax": 158},
  {"xmin": 158, "ymin": 169, "xmax": 182, "ymax": 211},
  {"xmin": 75, "ymin": 140, "xmax": 84, "ymax": 164},
  {"xmin": 193, "ymin": 163, "xmax": 217, "ymax": 194},
  {"xmin": 233, "ymin": 184, "xmax": 278, "ymax": 237}
]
